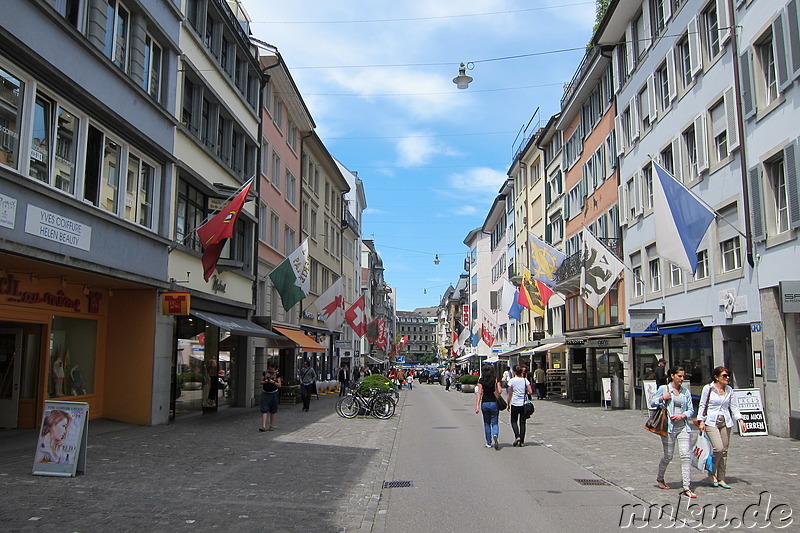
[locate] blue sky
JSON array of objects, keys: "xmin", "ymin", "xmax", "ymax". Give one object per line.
[{"xmin": 242, "ymin": 1, "xmax": 596, "ymax": 310}]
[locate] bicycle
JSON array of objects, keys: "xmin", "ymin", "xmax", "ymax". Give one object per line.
[{"xmin": 336, "ymin": 387, "xmax": 395, "ymax": 419}]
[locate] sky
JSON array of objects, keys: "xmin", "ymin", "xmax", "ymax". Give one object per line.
[{"xmin": 241, "ymin": 1, "xmax": 596, "ymax": 311}]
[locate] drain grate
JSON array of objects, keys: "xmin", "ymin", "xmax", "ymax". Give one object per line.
[
  {"xmin": 383, "ymin": 480, "xmax": 413, "ymax": 489},
  {"xmin": 574, "ymin": 478, "xmax": 611, "ymax": 486}
]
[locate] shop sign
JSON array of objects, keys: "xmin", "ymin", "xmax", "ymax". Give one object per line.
[
  {"xmin": 780, "ymin": 281, "xmax": 800, "ymax": 313},
  {"xmin": 25, "ymin": 205, "xmax": 91, "ymax": 250},
  {"xmin": 732, "ymin": 388, "xmax": 768, "ymax": 436},
  {"xmin": 32, "ymin": 401, "xmax": 89, "ymax": 477},
  {"xmin": 0, "ymin": 192, "xmax": 17, "ymax": 229},
  {"xmin": 566, "ymin": 339, "xmax": 585, "ymax": 345},
  {"xmin": 629, "ymin": 311, "xmax": 659, "ymax": 335},
  {"xmin": 161, "ymin": 291, "xmax": 191, "ymax": 315},
  {"xmin": 1, "ymin": 274, "xmax": 83, "ymax": 312},
  {"xmin": 463, "ymin": 304, "xmax": 469, "ymax": 325},
  {"xmin": 335, "ymin": 340, "xmax": 352, "ymax": 349}
]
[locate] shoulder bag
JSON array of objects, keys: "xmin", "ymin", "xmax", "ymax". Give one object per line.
[
  {"xmin": 645, "ymin": 396, "xmax": 669, "ymax": 436},
  {"xmin": 523, "ymin": 393, "xmax": 535, "ymax": 419}
]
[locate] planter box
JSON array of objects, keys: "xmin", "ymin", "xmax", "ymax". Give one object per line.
[
  {"xmin": 461, "ymin": 384, "xmax": 476, "ymax": 393},
  {"xmin": 279, "ymin": 396, "xmax": 299, "ymax": 405}
]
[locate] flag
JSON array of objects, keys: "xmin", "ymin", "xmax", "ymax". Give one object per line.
[
  {"xmin": 399, "ymin": 335, "xmax": 409, "ymax": 348},
  {"xmin": 520, "ymin": 268, "xmax": 546, "ymax": 317},
  {"xmin": 376, "ymin": 318, "xmax": 388, "ymax": 351},
  {"xmin": 580, "ymin": 229, "xmax": 624, "ymax": 310},
  {"xmin": 653, "ymin": 161, "xmax": 716, "ymax": 273},
  {"xmin": 452, "ymin": 330, "xmax": 460, "ymax": 357},
  {"xmin": 508, "ymin": 290, "xmax": 523, "ymax": 321},
  {"xmin": 366, "ymin": 318, "xmax": 380, "ymax": 343},
  {"xmin": 196, "ymin": 179, "xmax": 253, "ymax": 281},
  {"xmin": 452, "ymin": 321, "xmax": 464, "ymax": 356},
  {"xmin": 481, "ymin": 312, "xmax": 498, "ymax": 348},
  {"xmin": 345, "ymin": 295, "xmax": 367, "ymax": 337},
  {"xmin": 536, "ymin": 280, "xmax": 554, "ymax": 307},
  {"xmin": 469, "ymin": 327, "xmax": 480, "ymax": 348},
  {"xmin": 458, "ymin": 321, "xmax": 471, "ymax": 348},
  {"xmin": 529, "ymin": 233, "xmax": 566, "ymax": 288},
  {"xmin": 313, "ymin": 277, "xmax": 345, "ymax": 331},
  {"xmin": 269, "ymin": 239, "xmax": 310, "ymax": 311},
  {"xmin": 502, "ymin": 279, "xmax": 518, "ymax": 319}
]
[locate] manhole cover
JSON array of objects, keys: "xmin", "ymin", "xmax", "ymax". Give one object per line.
[
  {"xmin": 383, "ymin": 480, "xmax": 413, "ymax": 489},
  {"xmin": 574, "ymin": 478, "xmax": 611, "ymax": 486}
]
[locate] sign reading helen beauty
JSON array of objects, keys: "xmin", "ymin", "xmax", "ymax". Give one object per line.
[{"xmin": 25, "ymin": 205, "xmax": 91, "ymax": 251}]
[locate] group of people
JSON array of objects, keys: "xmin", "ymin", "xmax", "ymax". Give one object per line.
[
  {"xmin": 475, "ymin": 363, "xmax": 535, "ymax": 449},
  {"xmin": 650, "ymin": 364, "xmax": 747, "ymax": 498}
]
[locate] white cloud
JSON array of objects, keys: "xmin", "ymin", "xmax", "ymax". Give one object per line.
[
  {"xmin": 447, "ymin": 167, "xmax": 507, "ymax": 194},
  {"xmin": 451, "ymin": 205, "xmax": 479, "ymax": 216},
  {"xmin": 395, "ymin": 134, "xmax": 460, "ymax": 167},
  {"xmin": 364, "ymin": 207, "xmax": 387, "ymax": 215}
]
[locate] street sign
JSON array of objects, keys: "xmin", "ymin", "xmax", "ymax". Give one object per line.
[
  {"xmin": 396, "ymin": 356, "xmax": 405, "ymax": 363},
  {"xmin": 733, "ymin": 388, "xmax": 768, "ymax": 436}
]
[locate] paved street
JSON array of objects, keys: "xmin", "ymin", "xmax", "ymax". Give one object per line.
[{"xmin": 1, "ymin": 384, "xmax": 798, "ymax": 532}]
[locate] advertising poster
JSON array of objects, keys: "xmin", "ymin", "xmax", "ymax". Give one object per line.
[
  {"xmin": 32, "ymin": 401, "xmax": 89, "ymax": 477},
  {"xmin": 642, "ymin": 380, "xmax": 658, "ymax": 410},
  {"xmin": 602, "ymin": 377, "xmax": 612, "ymax": 405},
  {"xmin": 733, "ymin": 388, "xmax": 768, "ymax": 436}
]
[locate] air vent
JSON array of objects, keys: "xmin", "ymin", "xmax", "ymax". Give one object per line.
[
  {"xmin": 574, "ymin": 478, "xmax": 611, "ymax": 486},
  {"xmin": 383, "ymin": 480, "xmax": 413, "ymax": 489}
]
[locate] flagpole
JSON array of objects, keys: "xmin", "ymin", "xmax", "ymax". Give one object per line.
[{"xmin": 169, "ymin": 176, "xmax": 255, "ymax": 251}]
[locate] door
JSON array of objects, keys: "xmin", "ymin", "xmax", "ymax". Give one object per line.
[{"xmin": 0, "ymin": 328, "xmax": 23, "ymax": 428}]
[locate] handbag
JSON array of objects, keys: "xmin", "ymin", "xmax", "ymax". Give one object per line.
[
  {"xmin": 523, "ymin": 393, "xmax": 534, "ymax": 418},
  {"xmin": 645, "ymin": 405, "xmax": 669, "ymax": 436},
  {"xmin": 495, "ymin": 393, "xmax": 507, "ymax": 411},
  {"xmin": 691, "ymin": 431, "xmax": 715, "ymax": 472}
]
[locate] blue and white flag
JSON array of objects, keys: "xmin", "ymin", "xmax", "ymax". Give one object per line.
[
  {"xmin": 502, "ymin": 279, "xmax": 522, "ymax": 321},
  {"xmin": 653, "ymin": 161, "xmax": 716, "ymax": 273}
]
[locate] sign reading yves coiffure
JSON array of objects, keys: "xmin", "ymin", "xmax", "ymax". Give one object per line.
[
  {"xmin": 32, "ymin": 401, "xmax": 89, "ymax": 477},
  {"xmin": 780, "ymin": 281, "xmax": 800, "ymax": 313},
  {"xmin": 25, "ymin": 205, "xmax": 92, "ymax": 251}
]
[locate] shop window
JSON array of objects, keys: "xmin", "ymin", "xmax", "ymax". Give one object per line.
[
  {"xmin": 669, "ymin": 330, "xmax": 713, "ymax": 395},
  {"xmin": 49, "ymin": 316, "xmax": 97, "ymax": 398},
  {"xmin": 634, "ymin": 335, "xmax": 663, "ymax": 384}
]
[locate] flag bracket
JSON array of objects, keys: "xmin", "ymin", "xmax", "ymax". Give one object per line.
[{"xmin": 169, "ymin": 272, "xmax": 190, "ymax": 284}]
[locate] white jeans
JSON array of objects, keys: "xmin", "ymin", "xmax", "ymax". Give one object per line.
[{"xmin": 658, "ymin": 427, "xmax": 692, "ymax": 490}]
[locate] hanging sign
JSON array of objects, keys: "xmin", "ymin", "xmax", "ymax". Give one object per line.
[
  {"xmin": 161, "ymin": 291, "xmax": 191, "ymax": 315},
  {"xmin": 733, "ymin": 388, "xmax": 768, "ymax": 436},
  {"xmin": 32, "ymin": 401, "xmax": 89, "ymax": 477}
]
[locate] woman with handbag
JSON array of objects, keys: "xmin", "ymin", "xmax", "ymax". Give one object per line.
[
  {"xmin": 507, "ymin": 364, "xmax": 534, "ymax": 447},
  {"xmin": 697, "ymin": 366, "xmax": 747, "ymax": 489},
  {"xmin": 650, "ymin": 366, "xmax": 696, "ymax": 497},
  {"xmin": 475, "ymin": 363, "xmax": 503, "ymax": 450}
]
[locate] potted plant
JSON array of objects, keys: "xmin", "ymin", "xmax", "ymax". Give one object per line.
[
  {"xmin": 279, "ymin": 379, "xmax": 301, "ymax": 404},
  {"xmin": 459, "ymin": 374, "xmax": 479, "ymax": 393},
  {"xmin": 357, "ymin": 374, "xmax": 392, "ymax": 396}
]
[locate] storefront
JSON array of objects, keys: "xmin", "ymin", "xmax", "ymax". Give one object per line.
[
  {"xmin": 273, "ymin": 326, "xmax": 326, "ymax": 383},
  {"xmin": 564, "ymin": 331, "xmax": 626, "ymax": 405}
]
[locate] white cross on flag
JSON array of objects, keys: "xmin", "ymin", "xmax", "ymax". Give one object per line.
[
  {"xmin": 481, "ymin": 312, "xmax": 498, "ymax": 348},
  {"xmin": 344, "ymin": 295, "xmax": 367, "ymax": 338}
]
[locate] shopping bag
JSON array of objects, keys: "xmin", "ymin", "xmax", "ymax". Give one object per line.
[
  {"xmin": 691, "ymin": 431, "xmax": 715, "ymax": 473},
  {"xmin": 645, "ymin": 406, "xmax": 668, "ymax": 436}
]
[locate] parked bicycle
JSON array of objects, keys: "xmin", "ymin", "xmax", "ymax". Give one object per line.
[{"xmin": 336, "ymin": 386, "xmax": 396, "ymax": 419}]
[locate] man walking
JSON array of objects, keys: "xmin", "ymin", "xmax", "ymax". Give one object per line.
[
  {"xmin": 533, "ymin": 363, "xmax": 546, "ymax": 400},
  {"xmin": 259, "ymin": 364, "xmax": 281, "ymax": 431},
  {"xmin": 444, "ymin": 368, "xmax": 452, "ymax": 391},
  {"xmin": 654, "ymin": 358, "xmax": 667, "ymax": 387},
  {"xmin": 299, "ymin": 360, "xmax": 316, "ymax": 412},
  {"xmin": 338, "ymin": 363, "xmax": 350, "ymax": 396}
]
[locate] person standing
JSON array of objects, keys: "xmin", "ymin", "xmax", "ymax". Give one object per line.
[
  {"xmin": 338, "ymin": 363, "xmax": 350, "ymax": 396},
  {"xmin": 396, "ymin": 368, "xmax": 406, "ymax": 390},
  {"xmin": 698, "ymin": 366, "xmax": 747, "ymax": 489},
  {"xmin": 298, "ymin": 360, "xmax": 316, "ymax": 412},
  {"xmin": 501, "ymin": 366, "xmax": 512, "ymax": 393},
  {"xmin": 407, "ymin": 372, "xmax": 414, "ymax": 390},
  {"xmin": 260, "ymin": 364, "xmax": 282, "ymax": 432},
  {"xmin": 654, "ymin": 358, "xmax": 667, "ymax": 387},
  {"xmin": 533, "ymin": 364, "xmax": 547, "ymax": 400},
  {"xmin": 506, "ymin": 365, "xmax": 533, "ymax": 447},
  {"xmin": 650, "ymin": 366, "xmax": 696, "ymax": 498},
  {"xmin": 444, "ymin": 368, "xmax": 452, "ymax": 391},
  {"xmin": 475, "ymin": 363, "xmax": 502, "ymax": 450}
]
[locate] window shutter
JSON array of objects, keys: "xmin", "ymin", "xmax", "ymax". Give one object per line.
[
  {"xmin": 773, "ymin": 13, "xmax": 792, "ymax": 92},
  {"xmin": 716, "ymin": 0, "xmax": 730, "ymax": 45},
  {"xmin": 612, "ymin": 45, "xmax": 621, "ymax": 91},
  {"xmin": 667, "ymin": 48, "xmax": 678, "ymax": 101},
  {"xmin": 786, "ymin": 140, "xmax": 800, "ymax": 230},
  {"xmin": 615, "ymin": 113, "xmax": 625, "ymax": 155},
  {"xmin": 739, "ymin": 49, "xmax": 757, "ymax": 119},
  {"xmin": 626, "ymin": 25, "xmax": 635, "ymax": 75},
  {"xmin": 787, "ymin": 0, "xmax": 800, "ymax": 80},
  {"xmin": 641, "ymin": 1, "xmax": 652, "ymax": 51},
  {"xmin": 688, "ymin": 16, "xmax": 702, "ymax": 77},
  {"xmin": 723, "ymin": 87, "xmax": 740, "ymax": 152},
  {"xmin": 631, "ymin": 97, "xmax": 640, "ymax": 141},
  {"xmin": 635, "ymin": 171, "xmax": 644, "ymax": 216},
  {"xmin": 649, "ymin": 73, "xmax": 658, "ymax": 123},
  {"xmin": 618, "ymin": 183, "xmax": 628, "ymax": 226},
  {"xmin": 747, "ymin": 165, "xmax": 766, "ymax": 242},
  {"xmin": 695, "ymin": 114, "xmax": 709, "ymax": 174},
  {"xmin": 664, "ymin": 0, "xmax": 672, "ymax": 23},
  {"xmin": 672, "ymin": 137, "xmax": 682, "ymax": 180}
]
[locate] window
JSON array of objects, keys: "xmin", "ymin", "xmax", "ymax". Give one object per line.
[
  {"xmin": 702, "ymin": 3, "xmax": 721, "ymax": 61},
  {"xmin": 681, "ymin": 124, "xmax": 698, "ymax": 181},
  {"xmin": 309, "ymin": 259, "xmax": 319, "ymax": 294},
  {"xmin": 310, "ymin": 209, "xmax": 317, "ymax": 239},
  {"xmin": 670, "ymin": 263, "xmax": 683, "ymax": 287},
  {"xmin": 261, "ymin": 140, "xmax": 269, "ymax": 175},
  {"xmin": 142, "ymin": 35, "xmax": 162, "ymax": 100},
  {"xmin": 708, "ymin": 100, "xmax": 728, "ymax": 163},
  {"xmin": 677, "ymin": 35, "xmax": 692, "ymax": 89},
  {"xmin": 0, "ymin": 67, "xmax": 24, "ymax": 170},
  {"xmin": 287, "ymin": 121, "xmax": 298, "ymax": 152},
  {"xmin": 270, "ymin": 211, "xmax": 280, "ymax": 250},
  {"xmin": 656, "ymin": 61, "xmax": 670, "ymax": 112},
  {"xmin": 633, "ymin": 266, "xmax": 644, "ymax": 297},
  {"xmin": 643, "ymin": 164, "xmax": 654, "ymax": 210},
  {"xmin": 286, "ymin": 169, "xmax": 296, "ymax": 205},
  {"xmin": 660, "ymin": 143, "xmax": 674, "ymax": 174},
  {"xmin": 123, "ymin": 154, "xmax": 156, "ymax": 227},
  {"xmin": 638, "ymin": 85, "xmax": 651, "ymax": 131},
  {"xmin": 34, "ymin": 97, "xmax": 83, "ymax": 194},
  {"xmin": 649, "ymin": 258, "xmax": 661, "ymax": 292},
  {"xmin": 103, "ymin": 0, "xmax": 130, "ymax": 71},
  {"xmin": 301, "ymin": 200, "xmax": 308, "ymax": 234},
  {"xmin": 284, "ymin": 225, "xmax": 295, "ymax": 254},
  {"xmin": 766, "ymin": 158, "xmax": 789, "ymax": 234},
  {"xmin": 176, "ymin": 179, "xmax": 205, "ymax": 252},
  {"xmin": 271, "ymin": 151, "xmax": 281, "ymax": 189},
  {"xmin": 720, "ymin": 237, "xmax": 741, "ymax": 272},
  {"xmin": 633, "ymin": 11, "xmax": 647, "ymax": 60},
  {"xmin": 273, "ymin": 96, "xmax": 283, "ymax": 131},
  {"xmin": 650, "ymin": 0, "xmax": 667, "ymax": 36},
  {"xmin": 258, "ymin": 201, "xmax": 268, "ymax": 242},
  {"xmin": 695, "ymin": 249, "xmax": 709, "ymax": 280},
  {"xmin": 756, "ymin": 33, "xmax": 778, "ymax": 106}
]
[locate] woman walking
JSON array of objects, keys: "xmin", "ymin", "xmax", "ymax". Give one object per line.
[
  {"xmin": 650, "ymin": 365, "xmax": 696, "ymax": 497},
  {"xmin": 698, "ymin": 366, "xmax": 747, "ymax": 489},
  {"xmin": 475, "ymin": 363, "xmax": 502, "ymax": 450},
  {"xmin": 506, "ymin": 365, "xmax": 533, "ymax": 447}
]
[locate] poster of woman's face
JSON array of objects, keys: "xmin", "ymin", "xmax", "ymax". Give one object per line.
[{"xmin": 34, "ymin": 408, "xmax": 83, "ymax": 465}]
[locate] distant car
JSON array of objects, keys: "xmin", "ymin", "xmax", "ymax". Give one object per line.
[
  {"xmin": 417, "ymin": 371, "xmax": 429, "ymax": 384},
  {"xmin": 427, "ymin": 370, "xmax": 442, "ymax": 385}
]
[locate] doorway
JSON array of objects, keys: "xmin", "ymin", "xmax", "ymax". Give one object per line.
[{"xmin": 0, "ymin": 328, "xmax": 23, "ymax": 428}]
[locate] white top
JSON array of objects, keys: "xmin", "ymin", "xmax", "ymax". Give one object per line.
[
  {"xmin": 502, "ymin": 370, "xmax": 513, "ymax": 382},
  {"xmin": 507, "ymin": 376, "xmax": 530, "ymax": 406},
  {"xmin": 698, "ymin": 384, "xmax": 741, "ymax": 428}
]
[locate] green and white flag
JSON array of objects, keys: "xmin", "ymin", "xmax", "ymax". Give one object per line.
[{"xmin": 269, "ymin": 239, "xmax": 310, "ymax": 311}]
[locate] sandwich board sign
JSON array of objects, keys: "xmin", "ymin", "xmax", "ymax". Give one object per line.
[
  {"xmin": 733, "ymin": 388, "xmax": 768, "ymax": 436},
  {"xmin": 32, "ymin": 401, "xmax": 88, "ymax": 477}
]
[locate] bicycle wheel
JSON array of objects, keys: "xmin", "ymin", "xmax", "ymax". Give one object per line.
[
  {"xmin": 371, "ymin": 397, "xmax": 395, "ymax": 419},
  {"xmin": 337, "ymin": 396, "xmax": 359, "ymax": 418}
]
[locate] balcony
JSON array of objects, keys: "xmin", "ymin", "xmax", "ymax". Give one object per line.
[
  {"xmin": 554, "ymin": 237, "xmax": 623, "ymax": 294},
  {"xmin": 342, "ymin": 210, "xmax": 360, "ymax": 234}
]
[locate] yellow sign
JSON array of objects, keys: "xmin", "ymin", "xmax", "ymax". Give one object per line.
[{"xmin": 161, "ymin": 292, "xmax": 191, "ymax": 315}]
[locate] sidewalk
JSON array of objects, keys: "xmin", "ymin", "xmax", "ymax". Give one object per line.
[{"xmin": 0, "ymin": 391, "xmax": 403, "ymax": 533}]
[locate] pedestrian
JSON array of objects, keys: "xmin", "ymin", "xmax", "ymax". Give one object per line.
[
  {"xmin": 651, "ymin": 365, "xmax": 696, "ymax": 498},
  {"xmin": 407, "ymin": 373, "xmax": 413, "ymax": 390},
  {"xmin": 654, "ymin": 358, "xmax": 667, "ymax": 387},
  {"xmin": 298, "ymin": 360, "xmax": 316, "ymax": 412},
  {"xmin": 444, "ymin": 368, "xmax": 452, "ymax": 391},
  {"xmin": 506, "ymin": 364, "xmax": 533, "ymax": 447},
  {"xmin": 260, "ymin": 364, "xmax": 281, "ymax": 432},
  {"xmin": 338, "ymin": 363, "xmax": 350, "ymax": 396},
  {"xmin": 533, "ymin": 364, "xmax": 547, "ymax": 400},
  {"xmin": 697, "ymin": 366, "xmax": 747, "ymax": 489},
  {"xmin": 475, "ymin": 363, "xmax": 502, "ymax": 450},
  {"xmin": 396, "ymin": 368, "xmax": 406, "ymax": 390},
  {"xmin": 501, "ymin": 366, "xmax": 512, "ymax": 393}
]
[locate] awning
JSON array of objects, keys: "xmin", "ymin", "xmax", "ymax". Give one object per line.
[
  {"xmin": 190, "ymin": 310, "xmax": 285, "ymax": 339},
  {"xmin": 273, "ymin": 327, "xmax": 326, "ymax": 352},
  {"xmin": 365, "ymin": 355, "xmax": 387, "ymax": 365},
  {"xmin": 534, "ymin": 342, "xmax": 564, "ymax": 353},
  {"xmin": 485, "ymin": 355, "xmax": 499, "ymax": 363},
  {"xmin": 456, "ymin": 353, "xmax": 475, "ymax": 363},
  {"xmin": 498, "ymin": 345, "xmax": 534, "ymax": 357},
  {"xmin": 658, "ymin": 323, "xmax": 704, "ymax": 335}
]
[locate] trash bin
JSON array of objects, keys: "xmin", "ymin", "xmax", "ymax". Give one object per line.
[{"xmin": 611, "ymin": 374, "xmax": 625, "ymax": 409}]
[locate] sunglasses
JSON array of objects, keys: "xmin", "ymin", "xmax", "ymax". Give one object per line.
[{"xmin": 720, "ymin": 374, "xmax": 730, "ymax": 378}]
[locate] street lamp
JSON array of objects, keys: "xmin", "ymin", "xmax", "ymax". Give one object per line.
[{"xmin": 452, "ymin": 62, "xmax": 473, "ymax": 89}]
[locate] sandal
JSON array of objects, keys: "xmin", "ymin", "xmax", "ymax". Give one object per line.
[
  {"xmin": 656, "ymin": 478, "xmax": 670, "ymax": 490},
  {"xmin": 680, "ymin": 489, "xmax": 697, "ymax": 498}
]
